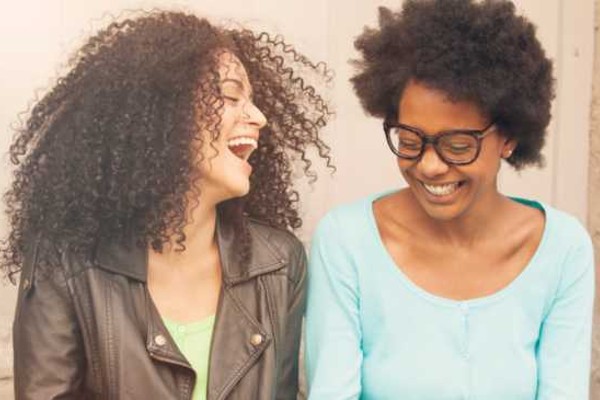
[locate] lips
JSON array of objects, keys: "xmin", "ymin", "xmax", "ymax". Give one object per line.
[{"xmin": 227, "ymin": 136, "xmax": 258, "ymax": 161}]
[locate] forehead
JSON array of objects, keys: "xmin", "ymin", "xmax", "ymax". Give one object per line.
[
  {"xmin": 217, "ymin": 51, "xmax": 250, "ymax": 86},
  {"xmin": 398, "ymin": 80, "xmax": 487, "ymax": 130}
]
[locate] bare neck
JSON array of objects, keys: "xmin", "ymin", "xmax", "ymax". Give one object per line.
[
  {"xmin": 405, "ymin": 189, "xmax": 513, "ymax": 247},
  {"xmin": 149, "ymin": 199, "xmax": 219, "ymax": 273},
  {"xmin": 147, "ymin": 200, "xmax": 223, "ymax": 323}
]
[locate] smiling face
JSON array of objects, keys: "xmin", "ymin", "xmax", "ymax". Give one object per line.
[
  {"xmin": 396, "ymin": 80, "xmax": 515, "ymax": 222},
  {"xmin": 196, "ymin": 52, "xmax": 267, "ymax": 204}
]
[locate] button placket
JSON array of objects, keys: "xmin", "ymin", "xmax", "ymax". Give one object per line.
[{"xmin": 459, "ymin": 303, "xmax": 470, "ymax": 359}]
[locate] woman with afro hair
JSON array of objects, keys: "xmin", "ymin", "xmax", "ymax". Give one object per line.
[
  {"xmin": 6, "ymin": 10, "xmax": 332, "ymax": 400},
  {"xmin": 306, "ymin": 0, "xmax": 594, "ymax": 399}
]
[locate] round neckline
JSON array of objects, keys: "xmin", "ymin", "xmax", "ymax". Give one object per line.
[
  {"xmin": 365, "ymin": 190, "xmax": 551, "ymax": 308},
  {"xmin": 162, "ymin": 314, "xmax": 216, "ymax": 334}
]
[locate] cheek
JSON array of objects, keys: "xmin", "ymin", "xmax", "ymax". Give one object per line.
[
  {"xmin": 396, "ymin": 162, "xmax": 416, "ymax": 187},
  {"xmin": 464, "ymin": 141, "xmax": 504, "ymax": 177},
  {"xmin": 396, "ymin": 159, "xmax": 413, "ymax": 176},
  {"xmin": 459, "ymin": 158, "xmax": 501, "ymax": 186},
  {"xmin": 220, "ymin": 105, "xmax": 241, "ymax": 130},
  {"xmin": 481, "ymin": 136, "xmax": 507, "ymax": 159},
  {"xmin": 196, "ymin": 135, "xmax": 229, "ymax": 171},
  {"xmin": 479, "ymin": 148, "xmax": 503, "ymax": 174}
]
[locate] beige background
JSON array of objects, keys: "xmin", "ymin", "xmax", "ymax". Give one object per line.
[
  {"xmin": 0, "ymin": 0, "xmax": 597, "ymax": 398},
  {"xmin": 589, "ymin": 0, "xmax": 600, "ymax": 397}
]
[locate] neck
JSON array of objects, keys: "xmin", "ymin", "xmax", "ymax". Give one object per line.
[
  {"xmin": 183, "ymin": 202, "xmax": 218, "ymax": 255},
  {"xmin": 151, "ymin": 195, "xmax": 219, "ymax": 269},
  {"xmin": 415, "ymin": 190, "xmax": 510, "ymax": 247}
]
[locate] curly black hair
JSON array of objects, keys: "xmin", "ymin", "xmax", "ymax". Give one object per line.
[
  {"xmin": 351, "ymin": 0, "xmax": 554, "ymax": 169},
  {"xmin": 2, "ymin": 11, "xmax": 333, "ymax": 281}
]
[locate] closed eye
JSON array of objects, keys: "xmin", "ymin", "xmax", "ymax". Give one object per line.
[
  {"xmin": 223, "ymin": 95, "xmax": 241, "ymax": 104},
  {"xmin": 447, "ymin": 145, "xmax": 472, "ymax": 154},
  {"xmin": 399, "ymin": 139, "xmax": 421, "ymax": 150},
  {"xmin": 441, "ymin": 139, "xmax": 476, "ymax": 154}
]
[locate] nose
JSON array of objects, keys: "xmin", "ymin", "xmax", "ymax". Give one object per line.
[
  {"xmin": 415, "ymin": 145, "xmax": 449, "ymax": 177},
  {"xmin": 243, "ymin": 101, "xmax": 267, "ymax": 129}
]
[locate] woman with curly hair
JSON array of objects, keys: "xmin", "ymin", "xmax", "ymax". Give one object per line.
[
  {"xmin": 5, "ymin": 10, "xmax": 331, "ymax": 400},
  {"xmin": 306, "ymin": 1, "xmax": 593, "ymax": 399}
]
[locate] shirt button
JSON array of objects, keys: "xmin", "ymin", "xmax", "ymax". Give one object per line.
[
  {"xmin": 250, "ymin": 333, "xmax": 263, "ymax": 346},
  {"xmin": 154, "ymin": 334, "xmax": 167, "ymax": 346},
  {"xmin": 22, "ymin": 279, "xmax": 30, "ymax": 290}
]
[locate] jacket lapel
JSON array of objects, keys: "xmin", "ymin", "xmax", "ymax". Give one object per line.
[
  {"xmin": 207, "ymin": 218, "xmax": 286, "ymax": 399},
  {"xmin": 93, "ymin": 217, "xmax": 289, "ymax": 399},
  {"xmin": 217, "ymin": 217, "xmax": 287, "ymax": 285},
  {"xmin": 207, "ymin": 287, "xmax": 271, "ymax": 399}
]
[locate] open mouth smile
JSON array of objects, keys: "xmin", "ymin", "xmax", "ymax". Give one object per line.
[
  {"xmin": 227, "ymin": 136, "xmax": 258, "ymax": 161},
  {"xmin": 420, "ymin": 181, "xmax": 464, "ymax": 197}
]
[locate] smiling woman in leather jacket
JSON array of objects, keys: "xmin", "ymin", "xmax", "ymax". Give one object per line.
[{"xmin": 3, "ymin": 11, "xmax": 332, "ymax": 400}]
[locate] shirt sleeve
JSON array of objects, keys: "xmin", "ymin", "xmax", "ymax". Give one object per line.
[
  {"xmin": 305, "ymin": 213, "xmax": 363, "ymax": 400},
  {"xmin": 275, "ymin": 239, "xmax": 307, "ymax": 400},
  {"xmin": 13, "ymin": 243, "xmax": 86, "ymax": 400},
  {"xmin": 536, "ymin": 229, "xmax": 595, "ymax": 399}
]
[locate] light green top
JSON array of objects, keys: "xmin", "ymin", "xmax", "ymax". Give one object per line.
[{"xmin": 163, "ymin": 315, "xmax": 215, "ymax": 400}]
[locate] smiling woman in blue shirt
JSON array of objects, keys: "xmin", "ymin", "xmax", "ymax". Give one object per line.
[{"xmin": 305, "ymin": 1, "xmax": 595, "ymax": 399}]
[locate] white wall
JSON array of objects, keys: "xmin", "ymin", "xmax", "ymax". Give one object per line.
[{"xmin": 0, "ymin": 0, "xmax": 594, "ymax": 394}]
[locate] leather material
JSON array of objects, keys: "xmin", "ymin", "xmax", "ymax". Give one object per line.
[{"xmin": 13, "ymin": 217, "xmax": 307, "ymax": 400}]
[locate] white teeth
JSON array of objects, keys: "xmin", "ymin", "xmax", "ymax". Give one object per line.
[
  {"xmin": 422, "ymin": 182, "xmax": 459, "ymax": 196},
  {"xmin": 227, "ymin": 137, "xmax": 257, "ymax": 149}
]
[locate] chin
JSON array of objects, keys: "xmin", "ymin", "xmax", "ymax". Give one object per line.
[
  {"xmin": 411, "ymin": 188, "xmax": 471, "ymax": 222},
  {"xmin": 235, "ymin": 185, "xmax": 251, "ymax": 198},
  {"xmin": 223, "ymin": 180, "xmax": 251, "ymax": 200}
]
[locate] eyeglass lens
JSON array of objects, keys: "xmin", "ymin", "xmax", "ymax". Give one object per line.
[{"xmin": 390, "ymin": 127, "xmax": 480, "ymax": 163}]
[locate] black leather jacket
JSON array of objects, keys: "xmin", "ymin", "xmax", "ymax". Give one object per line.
[{"xmin": 13, "ymin": 217, "xmax": 307, "ymax": 400}]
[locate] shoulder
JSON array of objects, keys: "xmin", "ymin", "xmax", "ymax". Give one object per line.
[
  {"xmin": 526, "ymin": 202, "xmax": 596, "ymax": 313},
  {"xmin": 510, "ymin": 197, "xmax": 591, "ymax": 252},
  {"xmin": 19, "ymin": 237, "xmax": 86, "ymax": 299},
  {"xmin": 22, "ymin": 237, "xmax": 80, "ymax": 280},
  {"xmin": 525, "ymin": 201, "xmax": 595, "ymax": 291},
  {"xmin": 540, "ymin": 202, "xmax": 592, "ymax": 253},
  {"xmin": 313, "ymin": 193, "xmax": 379, "ymax": 247},
  {"xmin": 246, "ymin": 218, "xmax": 306, "ymax": 284},
  {"xmin": 247, "ymin": 218, "xmax": 304, "ymax": 256},
  {"xmin": 25, "ymin": 234, "xmax": 144, "ymax": 285},
  {"xmin": 316, "ymin": 194, "xmax": 376, "ymax": 231}
]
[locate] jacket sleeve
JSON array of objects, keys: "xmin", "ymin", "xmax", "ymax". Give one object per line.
[
  {"xmin": 536, "ymin": 230, "xmax": 595, "ymax": 399},
  {"xmin": 305, "ymin": 214, "xmax": 362, "ymax": 400},
  {"xmin": 13, "ymin": 243, "xmax": 86, "ymax": 400},
  {"xmin": 275, "ymin": 239, "xmax": 307, "ymax": 400}
]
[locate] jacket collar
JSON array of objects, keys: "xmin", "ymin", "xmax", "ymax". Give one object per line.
[{"xmin": 94, "ymin": 216, "xmax": 286, "ymax": 284}]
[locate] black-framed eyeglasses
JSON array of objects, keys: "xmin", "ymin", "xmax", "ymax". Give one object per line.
[{"xmin": 383, "ymin": 121, "xmax": 496, "ymax": 165}]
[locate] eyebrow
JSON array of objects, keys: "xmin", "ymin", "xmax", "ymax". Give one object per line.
[
  {"xmin": 396, "ymin": 122, "xmax": 492, "ymax": 135},
  {"xmin": 221, "ymin": 78, "xmax": 253, "ymax": 98}
]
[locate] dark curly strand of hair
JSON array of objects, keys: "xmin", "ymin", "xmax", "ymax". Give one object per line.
[
  {"xmin": 2, "ymin": 11, "xmax": 333, "ymax": 281},
  {"xmin": 351, "ymin": 0, "xmax": 554, "ymax": 169}
]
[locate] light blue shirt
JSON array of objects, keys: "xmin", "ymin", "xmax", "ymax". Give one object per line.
[{"xmin": 305, "ymin": 193, "xmax": 594, "ymax": 400}]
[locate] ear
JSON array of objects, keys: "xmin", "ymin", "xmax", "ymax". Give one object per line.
[{"xmin": 501, "ymin": 138, "xmax": 517, "ymax": 159}]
